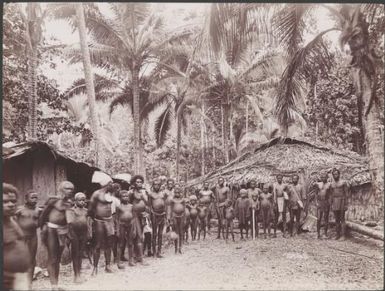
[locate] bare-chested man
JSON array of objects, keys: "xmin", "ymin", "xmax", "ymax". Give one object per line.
[
  {"xmin": 214, "ymin": 177, "xmax": 230, "ymax": 239},
  {"xmin": 273, "ymin": 174, "xmax": 289, "ymax": 238},
  {"xmin": 39, "ymin": 181, "xmax": 74, "ymax": 290},
  {"xmin": 330, "ymin": 169, "xmax": 349, "ymax": 240},
  {"xmin": 187, "ymin": 195, "xmax": 199, "ymax": 240},
  {"xmin": 164, "ymin": 179, "xmax": 175, "ymax": 224},
  {"xmin": 88, "ymin": 183, "xmax": 116, "ymax": 275},
  {"xmin": 314, "ymin": 173, "xmax": 331, "ymax": 239},
  {"xmin": 15, "ymin": 190, "xmax": 42, "ymax": 288},
  {"xmin": 127, "ymin": 175, "xmax": 149, "ymax": 265},
  {"xmin": 148, "ymin": 178, "xmax": 167, "ymax": 258},
  {"xmin": 199, "ymin": 182, "xmax": 215, "ymax": 233},
  {"xmin": 287, "ymin": 175, "xmax": 305, "ymax": 237}
]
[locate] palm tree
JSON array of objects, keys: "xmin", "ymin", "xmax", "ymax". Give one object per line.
[
  {"xmin": 23, "ymin": 3, "xmax": 44, "ymax": 140},
  {"xmin": 75, "ymin": 3, "xmax": 104, "ymax": 168},
  {"xmin": 273, "ymin": 4, "xmax": 384, "ymax": 212}
]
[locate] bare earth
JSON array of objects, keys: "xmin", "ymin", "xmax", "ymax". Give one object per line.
[{"xmin": 33, "ymin": 231, "xmax": 383, "ymax": 290}]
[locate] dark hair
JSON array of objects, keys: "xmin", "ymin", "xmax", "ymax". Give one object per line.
[
  {"xmin": 292, "ymin": 174, "xmax": 299, "ymax": 179},
  {"xmin": 332, "ymin": 168, "xmax": 340, "ymax": 174},
  {"xmin": 167, "ymin": 178, "xmax": 174, "ymax": 184},
  {"xmin": 277, "ymin": 174, "xmax": 283, "ymax": 178},
  {"xmin": 112, "ymin": 183, "xmax": 121, "ymax": 192},
  {"xmin": 130, "ymin": 175, "xmax": 144, "ymax": 185},
  {"xmin": 3, "ymin": 183, "xmax": 19, "ymax": 196},
  {"xmin": 119, "ymin": 190, "xmax": 129, "ymax": 196},
  {"xmin": 25, "ymin": 189, "xmax": 37, "ymax": 199}
]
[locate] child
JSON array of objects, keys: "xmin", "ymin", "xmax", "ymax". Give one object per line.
[
  {"xmin": 3, "ymin": 183, "xmax": 30, "ymax": 290},
  {"xmin": 116, "ymin": 190, "xmax": 135, "ymax": 268},
  {"xmin": 260, "ymin": 184, "xmax": 274, "ymax": 239},
  {"xmin": 143, "ymin": 212, "xmax": 153, "ymax": 257},
  {"xmin": 15, "ymin": 190, "xmax": 42, "ymax": 288},
  {"xmin": 224, "ymin": 199, "xmax": 235, "ymax": 241},
  {"xmin": 235, "ymin": 189, "xmax": 251, "ymax": 240},
  {"xmin": 187, "ymin": 195, "xmax": 199, "ymax": 240},
  {"xmin": 249, "ymin": 191, "xmax": 260, "ymax": 239},
  {"xmin": 66, "ymin": 192, "xmax": 89, "ymax": 283},
  {"xmin": 183, "ymin": 205, "xmax": 191, "ymax": 243},
  {"xmin": 197, "ymin": 202, "xmax": 208, "ymax": 240},
  {"xmin": 170, "ymin": 186, "xmax": 186, "ymax": 254}
]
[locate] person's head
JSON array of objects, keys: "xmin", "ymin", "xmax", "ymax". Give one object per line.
[
  {"xmin": 249, "ymin": 179, "xmax": 257, "ymax": 189},
  {"xmin": 292, "ymin": 174, "xmax": 299, "ymax": 185},
  {"xmin": 58, "ymin": 181, "xmax": 75, "ymax": 200},
  {"xmin": 74, "ymin": 192, "xmax": 86, "ymax": 208},
  {"xmin": 218, "ymin": 177, "xmax": 224, "ymax": 186},
  {"xmin": 320, "ymin": 172, "xmax": 328, "ymax": 183},
  {"xmin": 3, "ymin": 183, "xmax": 19, "ymax": 217},
  {"xmin": 130, "ymin": 175, "xmax": 144, "ymax": 190},
  {"xmin": 120, "ymin": 190, "xmax": 130, "ymax": 204},
  {"xmin": 111, "ymin": 183, "xmax": 121, "ymax": 197},
  {"xmin": 251, "ymin": 192, "xmax": 258, "ymax": 201},
  {"xmin": 174, "ymin": 186, "xmax": 181, "ymax": 198},
  {"xmin": 276, "ymin": 174, "xmax": 283, "ymax": 184},
  {"xmin": 262, "ymin": 183, "xmax": 270, "ymax": 194},
  {"xmin": 25, "ymin": 190, "xmax": 38, "ymax": 207},
  {"xmin": 166, "ymin": 178, "xmax": 175, "ymax": 190},
  {"xmin": 226, "ymin": 199, "xmax": 232, "ymax": 207},
  {"xmin": 203, "ymin": 182, "xmax": 209, "ymax": 190},
  {"xmin": 152, "ymin": 178, "xmax": 162, "ymax": 192},
  {"xmin": 189, "ymin": 195, "xmax": 197, "ymax": 204},
  {"xmin": 240, "ymin": 189, "xmax": 248, "ymax": 198},
  {"xmin": 332, "ymin": 168, "xmax": 340, "ymax": 181}
]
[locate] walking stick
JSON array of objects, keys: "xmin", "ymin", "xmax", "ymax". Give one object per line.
[{"xmin": 252, "ymin": 208, "xmax": 255, "ymax": 240}]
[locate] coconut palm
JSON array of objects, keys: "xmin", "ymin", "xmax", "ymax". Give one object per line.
[{"xmin": 273, "ymin": 4, "xmax": 384, "ymax": 208}]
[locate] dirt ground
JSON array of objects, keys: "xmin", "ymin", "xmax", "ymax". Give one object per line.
[{"xmin": 32, "ymin": 229, "xmax": 383, "ymax": 290}]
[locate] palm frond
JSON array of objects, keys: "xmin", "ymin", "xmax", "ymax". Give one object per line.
[
  {"xmin": 154, "ymin": 102, "xmax": 174, "ymax": 146},
  {"xmin": 274, "ymin": 28, "xmax": 336, "ymax": 130},
  {"xmin": 272, "ymin": 4, "xmax": 312, "ymax": 57},
  {"xmin": 109, "ymin": 92, "xmax": 131, "ymax": 115}
]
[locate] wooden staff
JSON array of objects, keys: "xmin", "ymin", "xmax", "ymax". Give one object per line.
[{"xmin": 252, "ymin": 208, "xmax": 255, "ymax": 240}]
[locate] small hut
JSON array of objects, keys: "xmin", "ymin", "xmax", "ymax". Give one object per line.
[
  {"xmin": 3, "ymin": 141, "xmax": 102, "ymax": 203},
  {"xmin": 186, "ymin": 137, "xmax": 381, "ymax": 223}
]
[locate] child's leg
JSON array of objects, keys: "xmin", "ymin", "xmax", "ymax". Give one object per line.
[
  {"xmin": 289, "ymin": 208, "xmax": 294, "ymax": 236},
  {"xmin": 324, "ymin": 209, "xmax": 330, "ymax": 236},
  {"xmin": 230, "ymin": 220, "xmax": 235, "ymax": 241},
  {"xmin": 267, "ymin": 208, "xmax": 272, "ymax": 235},
  {"xmin": 317, "ymin": 208, "xmax": 322, "ymax": 238},
  {"xmin": 295, "ymin": 209, "xmax": 301, "ymax": 234}
]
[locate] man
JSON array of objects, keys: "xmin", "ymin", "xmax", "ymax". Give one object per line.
[
  {"xmin": 214, "ymin": 177, "xmax": 230, "ymax": 239},
  {"xmin": 88, "ymin": 183, "xmax": 116, "ymax": 275},
  {"xmin": 330, "ymin": 169, "xmax": 349, "ymax": 240},
  {"xmin": 314, "ymin": 172, "xmax": 331, "ymax": 239},
  {"xmin": 16, "ymin": 190, "xmax": 43, "ymax": 288},
  {"xmin": 198, "ymin": 182, "xmax": 215, "ymax": 233},
  {"xmin": 39, "ymin": 181, "xmax": 75, "ymax": 290},
  {"xmin": 273, "ymin": 174, "xmax": 289, "ymax": 238},
  {"xmin": 3, "ymin": 183, "xmax": 30, "ymax": 291},
  {"xmin": 128, "ymin": 175, "xmax": 149, "ymax": 265},
  {"xmin": 287, "ymin": 175, "xmax": 305, "ymax": 236},
  {"xmin": 164, "ymin": 178, "xmax": 175, "ymax": 224},
  {"xmin": 148, "ymin": 178, "xmax": 167, "ymax": 258}
]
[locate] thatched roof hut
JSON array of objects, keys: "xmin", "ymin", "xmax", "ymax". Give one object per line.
[{"xmin": 187, "ymin": 137, "xmax": 380, "ymax": 222}]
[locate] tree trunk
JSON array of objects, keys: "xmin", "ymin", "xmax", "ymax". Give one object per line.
[
  {"xmin": 200, "ymin": 104, "xmax": 206, "ymax": 176},
  {"xmin": 132, "ymin": 64, "xmax": 143, "ymax": 175},
  {"xmin": 176, "ymin": 112, "xmax": 182, "ymax": 182},
  {"xmin": 346, "ymin": 221, "xmax": 383, "ymax": 241},
  {"xmin": 245, "ymin": 100, "xmax": 249, "ymax": 134},
  {"xmin": 359, "ymin": 70, "xmax": 384, "ymax": 220},
  {"xmin": 76, "ymin": 3, "xmax": 102, "ymax": 168},
  {"xmin": 27, "ymin": 49, "xmax": 38, "ymax": 140},
  {"xmin": 222, "ymin": 102, "xmax": 230, "ymax": 164}
]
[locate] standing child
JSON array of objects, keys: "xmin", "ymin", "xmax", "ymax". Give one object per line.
[
  {"xmin": 259, "ymin": 184, "xmax": 274, "ymax": 239},
  {"xmin": 170, "ymin": 186, "xmax": 186, "ymax": 254},
  {"xmin": 235, "ymin": 189, "xmax": 251, "ymax": 240},
  {"xmin": 143, "ymin": 212, "xmax": 153, "ymax": 257},
  {"xmin": 187, "ymin": 195, "xmax": 199, "ymax": 241},
  {"xmin": 3, "ymin": 183, "xmax": 31, "ymax": 290},
  {"xmin": 249, "ymin": 191, "xmax": 260, "ymax": 239},
  {"xmin": 15, "ymin": 190, "xmax": 42, "ymax": 289},
  {"xmin": 224, "ymin": 199, "xmax": 235, "ymax": 242},
  {"xmin": 66, "ymin": 192, "xmax": 89, "ymax": 283}
]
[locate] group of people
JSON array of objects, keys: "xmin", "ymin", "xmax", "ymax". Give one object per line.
[{"xmin": 3, "ymin": 168, "xmax": 348, "ymax": 291}]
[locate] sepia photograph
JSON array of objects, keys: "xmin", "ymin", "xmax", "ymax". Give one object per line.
[{"xmin": 2, "ymin": 2, "xmax": 384, "ymax": 290}]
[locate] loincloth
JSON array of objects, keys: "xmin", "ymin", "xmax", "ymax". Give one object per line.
[
  {"xmin": 331, "ymin": 197, "xmax": 346, "ymax": 212},
  {"xmin": 47, "ymin": 222, "xmax": 69, "ymax": 247},
  {"xmin": 94, "ymin": 216, "xmax": 115, "ymax": 237},
  {"xmin": 317, "ymin": 199, "xmax": 330, "ymax": 212}
]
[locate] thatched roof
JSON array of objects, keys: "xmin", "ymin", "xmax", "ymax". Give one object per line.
[{"xmin": 186, "ymin": 137, "xmax": 371, "ymax": 188}]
